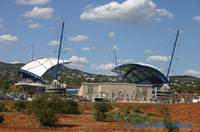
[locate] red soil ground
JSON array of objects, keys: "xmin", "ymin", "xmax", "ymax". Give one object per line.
[{"xmin": 0, "ymin": 102, "xmax": 200, "ymax": 132}]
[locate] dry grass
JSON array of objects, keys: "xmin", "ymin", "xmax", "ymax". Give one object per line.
[{"xmin": 0, "ymin": 101, "xmax": 200, "ymax": 131}]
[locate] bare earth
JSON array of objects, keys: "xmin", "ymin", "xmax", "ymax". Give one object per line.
[{"xmin": 0, "ymin": 102, "xmax": 200, "ymax": 132}]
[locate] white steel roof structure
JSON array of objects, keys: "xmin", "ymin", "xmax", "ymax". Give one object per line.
[{"xmin": 19, "ymin": 58, "xmax": 69, "ymax": 81}]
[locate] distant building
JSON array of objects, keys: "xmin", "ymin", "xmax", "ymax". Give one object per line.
[
  {"xmin": 66, "ymin": 86, "xmax": 80, "ymax": 96},
  {"xmin": 192, "ymin": 96, "xmax": 200, "ymax": 103},
  {"xmin": 17, "ymin": 58, "xmax": 68, "ymax": 85},
  {"xmin": 15, "ymin": 58, "xmax": 69, "ymax": 95},
  {"xmin": 78, "ymin": 82, "xmax": 153, "ymax": 102},
  {"xmin": 78, "ymin": 63, "xmax": 171, "ymax": 102}
]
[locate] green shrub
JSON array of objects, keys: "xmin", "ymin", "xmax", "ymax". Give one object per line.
[
  {"xmin": 0, "ymin": 115, "xmax": 4, "ymax": 124},
  {"xmin": 147, "ymin": 113, "xmax": 160, "ymax": 117},
  {"xmin": 125, "ymin": 113, "xmax": 151, "ymax": 123},
  {"xmin": 132, "ymin": 107, "xmax": 143, "ymax": 113},
  {"xmin": 0, "ymin": 103, "xmax": 7, "ymax": 112},
  {"xmin": 61, "ymin": 99, "xmax": 80, "ymax": 114},
  {"xmin": 117, "ymin": 107, "xmax": 161, "ymax": 123},
  {"xmin": 94, "ymin": 102, "xmax": 112, "ymax": 121},
  {"xmin": 12, "ymin": 101, "xmax": 28, "ymax": 112},
  {"xmin": 35, "ymin": 108, "xmax": 57, "ymax": 127},
  {"xmin": 28, "ymin": 94, "xmax": 64, "ymax": 127}
]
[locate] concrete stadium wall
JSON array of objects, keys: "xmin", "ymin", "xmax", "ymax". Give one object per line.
[{"xmin": 78, "ymin": 82, "xmax": 153, "ymax": 102}]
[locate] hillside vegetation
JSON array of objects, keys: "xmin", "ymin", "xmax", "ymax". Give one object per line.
[
  {"xmin": 170, "ymin": 76, "xmax": 200, "ymax": 92},
  {"xmin": 0, "ymin": 61, "xmax": 200, "ymax": 93}
]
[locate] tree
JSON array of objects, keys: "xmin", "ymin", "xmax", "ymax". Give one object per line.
[
  {"xmin": 28, "ymin": 94, "xmax": 64, "ymax": 127},
  {"xmin": 94, "ymin": 102, "xmax": 112, "ymax": 121},
  {"xmin": 0, "ymin": 103, "xmax": 7, "ymax": 112},
  {"xmin": 12, "ymin": 101, "xmax": 28, "ymax": 112},
  {"xmin": 61, "ymin": 99, "xmax": 80, "ymax": 114}
]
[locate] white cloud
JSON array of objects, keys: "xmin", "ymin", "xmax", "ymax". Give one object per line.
[
  {"xmin": 0, "ymin": 18, "xmax": 3, "ymax": 22},
  {"xmin": 108, "ymin": 32, "xmax": 115, "ymax": 38},
  {"xmin": 17, "ymin": 0, "xmax": 50, "ymax": 5},
  {"xmin": 91, "ymin": 63, "xmax": 115, "ymax": 70},
  {"xmin": 80, "ymin": 0, "xmax": 173, "ymax": 23},
  {"xmin": 146, "ymin": 55, "xmax": 170, "ymax": 62},
  {"xmin": 0, "ymin": 18, "xmax": 5, "ymax": 31},
  {"xmin": 25, "ymin": 19, "xmax": 43, "ymax": 28},
  {"xmin": 137, "ymin": 62, "xmax": 162, "ymax": 72},
  {"xmin": 144, "ymin": 49, "xmax": 152, "ymax": 54},
  {"xmin": 80, "ymin": 47, "xmax": 96, "ymax": 51},
  {"xmin": 0, "ymin": 26, "xmax": 6, "ymax": 32},
  {"xmin": 118, "ymin": 59, "xmax": 135, "ymax": 64},
  {"xmin": 193, "ymin": 16, "xmax": 200, "ymax": 22},
  {"xmin": 11, "ymin": 61, "xmax": 20, "ymax": 64},
  {"xmin": 112, "ymin": 45, "xmax": 119, "ymax": 51},
  {"xmin": 81, "ymin": 47, "xmax": 91, "ymax": 51},
  {"xmin": 67, "ymin": 35, "xmax": 89, "ymax": 42},
  {"xmin": 67, "ymin": 56, "xmax": 89, "ymax": 64},
  {"xmin": 159, "ymin": 67, "xmax": 166, "ymax": 73},
  {"xmin": 23, "ymin": 7, "xmax": 54, "ymax": 19},
  {"xmin": 183, "ymin": 69, "xmax": 200, "ymax": 77},
  {"xmin": 0, "ymin": 24, "xmax": 4, "ymax": 30},
  {"xmin": 0, "ymin": 34, "xmax": 18, "ymax": 44},
  {"xmin": 64, "ymin": 48, "xmax": 73, "ymax": 51},
  {"xmin": 28, "ymin": 22, "xmax": 43, "ymax": 28},
  {"xmin": 48, "ymin": 40, "xmax": 59, "ymax": 46}
]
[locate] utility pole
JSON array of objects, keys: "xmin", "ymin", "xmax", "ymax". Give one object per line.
[
  {"xmin": 55, "ymin": 22, "xmax": 64, "ymax": 80},
  {"xmin": 166, "ymin": 30, "xmax": 180, "ymax": 78}
]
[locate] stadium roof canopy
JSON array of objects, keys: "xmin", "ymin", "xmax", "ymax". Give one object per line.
[
  {"xmin": 19, "ymin": 58, "xmax": 69, "ymax": 82},
  {"xmin": 112, "ymin": 63, "xmax": 169, "ymax": 85}
]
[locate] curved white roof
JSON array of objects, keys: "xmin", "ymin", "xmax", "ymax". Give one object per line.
[{"xmin": 20, "ymin": 58, "xmax": 69, "ymax": 78}]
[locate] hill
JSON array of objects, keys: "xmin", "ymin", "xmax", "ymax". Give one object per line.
[
  {"xmin": 43, "ymin": 64, "xmax": 118, "ymax": 86},
  {"xmin": 0, "ymin": 62, "xmax": 24, "ymax": 92},
  {"xmin": 169, "ymin": 76, "xmax": 200, "ymax": 93},
  {"xmin": 0, "ymin": 61, "xmax": 200, "ymax": 93},
  {"xmin": 0, "ymin": 61, "xmax": 117, "ymax": 92},
  {"xmin": 0, "ymin": 62, "xmax": 23, "ymax": 79},
  {"xmin": 170, "ymin": 75, "xmax": 200, "ymax": 84}
]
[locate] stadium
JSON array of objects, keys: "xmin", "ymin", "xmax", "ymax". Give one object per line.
[
  {"xmin": 15, "ymin": 22, "xmax": 175, "ymax": 102},
  {"xmin": 15, "ymin": 57, "xmax": 171, "ymax": 102},
  {"xmin": 15, "ymin": 58, "xmax": 70, "ymax": 97},
  {"xmin": 78, "ymin": 63, "xmax": 171, "ymax": 102},
  {"xmin": 77, "ymin": 30, "xmax": 180, "ymax": 103}
]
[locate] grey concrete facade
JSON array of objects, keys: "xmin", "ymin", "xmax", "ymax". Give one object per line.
[{"xmin": 78, "ymin": 82, "xmax": 153, "ymax": 102}]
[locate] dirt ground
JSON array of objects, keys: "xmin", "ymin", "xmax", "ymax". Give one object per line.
[{"xmin": 0, "ymin": 102, "xmax": 200, "ymax": 132}]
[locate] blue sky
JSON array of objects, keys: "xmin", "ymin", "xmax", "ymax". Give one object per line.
[{"xmin": 0, "ymin": 0, "xmax": 200, "ymax": 77}]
